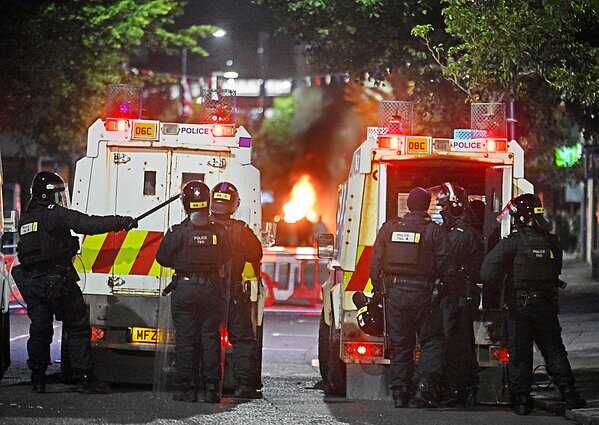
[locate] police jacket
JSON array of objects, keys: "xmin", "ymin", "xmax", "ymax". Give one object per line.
[
  {"xmin": 442, "ymin": 216, "xmax": 483, "ymax": 290},
  {"xmin": 17, "ymin": 199, "xmax": 127, "ymax": 279},
  {"xmin": 156, "ymin": 218, "xmax": 232, "ymax": 276},
  {"xmin": 480, "ymin": 226, "xmax": 562, "ymax": 291},
  {"xmin": 370, "ymin": 211, "xmax": 448, "ymax": 291},
  {"xmin": 211, "ymin": 217, "xmax": 262, "ymax": 284}
]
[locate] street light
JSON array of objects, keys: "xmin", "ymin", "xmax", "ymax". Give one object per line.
[{"xmin": 213, "ymin": 29, "xmax": 227, "ymax": 38}]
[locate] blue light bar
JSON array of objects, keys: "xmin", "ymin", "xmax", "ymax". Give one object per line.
[{"xmin": 453, "ymin": 129, "xmax": 487, "ymax": 140}]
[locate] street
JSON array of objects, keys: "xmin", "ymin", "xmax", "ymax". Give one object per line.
[{"xmin": 1, "ymin": 299, "xmax": 590, "ymax": 425}]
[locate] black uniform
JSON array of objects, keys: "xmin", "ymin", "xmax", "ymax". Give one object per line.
[
  {"xmin": 14, "ymin": 200, "xmax": 128, "ymax": 379},
  {"xmin": 212, "ymin": 217, "xmax": 263, "ymax": 390},
  {"xmin": 370, "ymin": 211, "xmax": 447, "ymax": 397},
  {"xmin": 480, "ymin": 226, "xmax": 575, "ymax": 398},
  {"xmin": 441, "ymin": 216, "xmax": 483, "ymax": 401},
  {"xmin": 156, "ymin": 218, "xmax": 232, "ymax": 391}
]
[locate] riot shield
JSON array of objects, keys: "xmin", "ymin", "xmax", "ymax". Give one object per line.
[{"xmin": 152, "ymin": 269, "xmax": 176, "ymax": 397}]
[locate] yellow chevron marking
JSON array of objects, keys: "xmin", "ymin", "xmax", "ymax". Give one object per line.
[
  {"xmin": 149, "ymin": 259, "xmax": 163, "ymax": 277},
  {"xmin": 111, "ymin": 230, "xmax": 148, "ymax": 275},
  {"xmin": 75, "ymin": 233, "xmax": 108, "ymax": 273}
]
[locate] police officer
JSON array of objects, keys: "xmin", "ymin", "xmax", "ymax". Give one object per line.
[
  {"xmin": 480, "ymin": 194, "xmax": 586, "ymax": 415},
  {"xmin": 13, "ymin": 171, "xmax": 137, "ymax": 393},
  {"xmin": 156, "ymin": 181, "xmax": 231, "ymax": 403},
  {"xmin": 370, "ymin": 187, "xmax": 447, "ymax": 408},
  {"xmin": 433, "ymin": 183, "xmax": 482, "ymax": 406},
  {"xmin": 210, "ymin": 181, "xmax": 263, "ymax": 399}
]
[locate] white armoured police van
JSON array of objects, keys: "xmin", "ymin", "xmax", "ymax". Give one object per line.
[
  {"xmin": 318, "ymin": 101, "xmax": 533, "ymax": 402},
  {"xmin": 70, "ymin": 95, "xmax": 264, "ymax": 384}
]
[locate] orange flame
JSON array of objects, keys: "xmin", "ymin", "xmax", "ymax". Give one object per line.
[{"xmin": 283, "ymin": 175, "xmax": 318, "ymax": 223}]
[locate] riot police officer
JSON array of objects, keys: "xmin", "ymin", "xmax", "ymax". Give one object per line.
[
  {"xmin": 13, "ymin": 171, "xmax": 137, "ymax": 393},
  {"xmin": 210, "ymin": 181, "xmax": 263, "ymax": 399},
  {"xmin": 370, "ymin": 187, "xmax": 447, "ymax": 408},
  {"xmin": 156, "ymin": 181, "xmax": 231, "ymax": 403},
  {"xmin": 432, "ymin": 183, "xmax": 482, "ymax": 406},
  {"xmin": 480, "ymin": 194, "xmax": 586, "ymax": 415}
]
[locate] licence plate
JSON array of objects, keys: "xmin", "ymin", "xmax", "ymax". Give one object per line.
[{"xmin": 130, "ymin": 327, "xmax": 159, "ymax": 343}]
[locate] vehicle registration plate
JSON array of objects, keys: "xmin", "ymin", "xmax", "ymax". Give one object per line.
[{"xmin": 129, "ymin": 327, "xmax": 159, "ymax": 343}]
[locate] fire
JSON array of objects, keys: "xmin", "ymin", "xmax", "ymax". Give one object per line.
[{"xmin": 283, "ymin": 175, "xmax": 318, "ymax": 223}]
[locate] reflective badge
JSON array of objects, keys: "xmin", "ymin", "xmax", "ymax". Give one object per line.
[
  {"xmin": 20, "ymin": 222, "xmax": 38, "ymax": 235},
  {"xmin": 534, "ymin": 207, "xmax": 545, "ymax": 214},
  {"xmin": 531, "ymin": 249, "xmax": 547, "ymax": 258},
  {"xmin": 212, "ymin": 234, "xmax": 218, "ymax": 245},
  {"xmin": 391, "ymin": 231, "xmax": 421, "ymax": 243},
  {"xmin": 190, "ymin": 201, "xmax": 208, "ymax": 209},
  {"xmin": 214, "ymin": 192, "xmax": 231, "ymax": 200},
  {"xmin": 193, "ymin": 235, "xmax": 209, "ymax": 245}
]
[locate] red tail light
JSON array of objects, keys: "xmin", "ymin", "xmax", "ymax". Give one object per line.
[
  {"xmin": 220, "ymin": 326, "xmax": 233, "ymax": 349},
  {"xmin": 487, "ymin": 139, "xmax": 508, "ymax": 152},
  {"xmin": 491, "ymin": 346, "xmax": 510, "ymax": 363},
  {"xmin": 91, "ymin": 326, "xmax": 105, "ymax": 342},
  {"xmin": 344, "ymin": 342, "xmax": 384, "ymax": 358},
  {"xmin": 378, "ymin": 135, "xmax": 401, "ymax": 150},
  {"xmin": 212, "ymin": 124, "xmax": 236, "ymax": 137}
]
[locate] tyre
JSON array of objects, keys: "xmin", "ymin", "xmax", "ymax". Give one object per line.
[
  {"xmin": 318, "ymin": 310, "xmax": 329, "ymax": 384},
  {"xmin": 325, "ymin": 311, "xmax": 346, "ymax": 395}
]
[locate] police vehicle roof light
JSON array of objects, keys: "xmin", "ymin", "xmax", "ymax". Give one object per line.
[
  {"xmin": 104, "ymin": 118, "xmax": 128, "ymax": 132},
  {"xmin": 212, "ymin": 124, "xmax": 236, "ymax": 137},
  {"xmin": 487, "ymin": 139, "xmax": 508, "ymax": 152}
]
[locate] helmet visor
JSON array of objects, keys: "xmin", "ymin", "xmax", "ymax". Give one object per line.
[
  {"xmin": 426, "ymin": 183, "xmax": 454, "ymax": 206},
  {"xmin": 52, "ymin": 186, "xmax": 70, "ymax": 208}
]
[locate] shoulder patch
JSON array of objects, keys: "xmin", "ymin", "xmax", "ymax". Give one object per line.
[
  {"xmin": 391, "ymin": 231, "xmax": 421, "ymax": 243},
  {"xmin": 20, "ymin": 222, "xmax": 38, "ymax": 235}
]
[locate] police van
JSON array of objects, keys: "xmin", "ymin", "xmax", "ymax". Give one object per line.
[
  {"xmin": 70, "ymin": 90, "xmax": 265, "ymax": 384},
  {"xmin": 318, "ymin": 101, "xmax": 532, "ymax": 402}
]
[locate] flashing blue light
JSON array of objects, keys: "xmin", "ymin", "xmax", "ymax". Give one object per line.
[{"xmin": 453, "ymin": 129, "xmax": 487, "ymax": 140}]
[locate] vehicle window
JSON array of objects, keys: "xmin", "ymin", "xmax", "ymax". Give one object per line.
[{"xmin": 143, "ymin": 171, "xmax": 156, "ymax": 196}]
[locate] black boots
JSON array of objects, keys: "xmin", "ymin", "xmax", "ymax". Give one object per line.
[
  {"xmin": 76, "ymin": 373, "xmax": 111, "ymax": 394},
  {"xmin": 204, "ymin": 383, "xmax": 221, "ymax": 403},
  {"xmin": 31, "ymin": 371, "xmax": 46, "ymax": 394},
  {"xmin": 392, "ymin": 388, "xmax": 411, "ymax": 408},
  {"xmin": 512, "ymin": 394, "xmax": 532, "ymax": 415},
  {"xmin": 561, "ymin": 387, "xmax": 587, "ymax": 409},
  {"xmin": 410, "ymin": 381, "xmax": 439, "ymax": 408},
  {"xmin": 234, "ymin": 385, "xmax": 262, "ymax": 399}
]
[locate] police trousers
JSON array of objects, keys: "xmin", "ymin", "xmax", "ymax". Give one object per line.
[
  {"xmin": 228, "ymin": 294, "xmax": 259, "ymax": 388},
  {"xmin": 440, "ymin": 294, "xmax": 478, "ymax": 392},
  {"xmin": 25, "ymin": 278, "xmax": 91, "ymax": 375},
  {"xmin": 506, "ymin": 297, "xmax": 575, "ymax": 396},
  {"xmin": 386, "ymin": 286, "xmax": 444, "ymax": 390},
  {"xmin": 171, "ymin": 278, "xmax": 224, "ymax": 388}
]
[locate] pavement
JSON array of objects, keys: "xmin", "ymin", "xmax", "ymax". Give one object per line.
[{"xmin": 531, "ymin": 259, "xmax": 599, "ymax": 424}]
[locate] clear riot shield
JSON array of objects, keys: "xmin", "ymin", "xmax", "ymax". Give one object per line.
[{"xmin": 152, "ymin": 269, "xmax": 176, "ymax": 397}]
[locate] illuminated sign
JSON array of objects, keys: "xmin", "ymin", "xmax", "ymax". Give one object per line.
[
  {"xmin": 406, "ymin": 136, "xmax": 431, "ymax": 154},
  {"xmin": 451, "ymin": 139, "xmax": 487, "ymax": 152},
  {"xmin": 131, "ymin": 121, "xmax": 158, "ymax": 140}
]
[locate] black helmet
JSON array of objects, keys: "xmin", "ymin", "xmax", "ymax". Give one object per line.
[
  {"xmin": 181, "ymin": 180, "xmax": 211, "ymax": 226},
  {"xmin": 210, "ymin": 181, "xmax": 240, "ymax": 217},
  {"xmin": 498, "ymin": 193, "xmax": 545, "ymax": 228},
  {"xmin": 353, "ymin": 292, "xmax": 384, "ymax": 337},
  {"xmin": 431, "ymin": 182, "xmax": 468, "ymax": 218},
  {"xmin": 31, "ymin": 171, "xmax": 69, "ymax": 206},
  {"xmin": 406, "ymin": 187, "xmax": 431, "ymax": 212}
]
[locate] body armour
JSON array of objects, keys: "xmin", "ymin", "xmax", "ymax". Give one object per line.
[
  {"xmin": 17, "ymin": 205, "xmax": 79, "ymax": 267},
  {"xmin": 171, "ymin": 222, "xmax": 228, "ymax": 273},
  {"xmin": 383, "ymin": 217, "xmax": 434, "ymax": 280},
  {"xmin": 512, "ymin": 230, "xmax": 559, "ymax": 290}
]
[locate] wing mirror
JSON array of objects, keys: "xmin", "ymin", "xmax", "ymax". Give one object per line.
[{"xmin": 317, "ymin": 233, "xmax": 335, "ymax": 259}]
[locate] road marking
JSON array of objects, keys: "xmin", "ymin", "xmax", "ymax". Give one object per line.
[
  {"xmin": 271, "ymin": 333, "xmax": 315, "ymax": 337},
  {"xmin": 10, "ymin": 324, "xmax": 60, "ymax": 342}
]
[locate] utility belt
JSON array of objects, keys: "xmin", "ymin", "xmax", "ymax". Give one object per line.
[
  {"xmin": 162, "ymin": 271, "xmax": 219, "ymax": 296},
  {"xmin": 384, "ymin": 275, "xmax": 429, "ymax": 291},
  {"xmin": 513, "ymin": 288, "xmax": 556, "ymax": 307}
]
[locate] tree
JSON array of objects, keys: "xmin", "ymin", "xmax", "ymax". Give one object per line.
[{"xmin": 0, "ymin": 0, "xmax": 217, "ymax": 156}]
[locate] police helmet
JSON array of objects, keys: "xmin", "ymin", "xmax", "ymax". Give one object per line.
[
  {"xmin": 353, "ymin": 292, "xmax": 384, "ymax": 337},
  {"xmin": 181, "ymin": 180, "xmax": 211, "ymax": 226},
  {"xmin": 31, "ymin": 171, "xmax": 69, "ymax": 207},
  {"xmin": 210, "ymin": 181, "xmax": 240, "ymax": 217},
  {"xmin": 431, "ymin": 182, "xmax": 468, "ymax": 218},
  {"xmin": 498, "ymin": 193, "xmax": 545, "ymax": 228}
]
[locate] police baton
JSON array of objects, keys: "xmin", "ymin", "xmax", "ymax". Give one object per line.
[{"xmin": 135, "ymin": 193, "xmax": 181, "ymax": 222}]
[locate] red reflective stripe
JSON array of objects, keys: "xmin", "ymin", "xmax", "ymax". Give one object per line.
[
  {"xmin": 91, "ymin": 231, "xmax": 128, "ymax": 274},
  {"xmin": 129, "ymin": 231, "xmax": 163, "ymax": 276},
  {"xmin": 346, "ymin": 246, "xmax": 373, "ymax": 291}
]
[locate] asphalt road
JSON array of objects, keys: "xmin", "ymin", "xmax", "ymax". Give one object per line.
[{"xmin": 0, "ymin": 305, "xmax": 574, "ymax": 425}]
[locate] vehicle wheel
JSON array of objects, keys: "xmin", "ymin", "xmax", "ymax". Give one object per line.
[
  {"xmin": 326, "ymin": 312, "xmax": 346, "ymax": 396},
  {"xmin": 318, "ymin": 310, "xmax": 329, "ymax": 384},
  {"xmin": 60, "ymin": 328, "xmax": 74, "ymax": 384}
]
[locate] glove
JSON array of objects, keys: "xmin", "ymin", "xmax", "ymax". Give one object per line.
[{"xmin": 119, "ymin": 216, "xmax": 138, "ymax": 231}]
